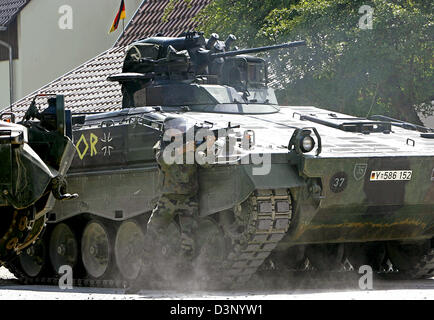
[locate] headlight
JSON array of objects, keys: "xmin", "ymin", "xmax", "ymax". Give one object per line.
[
  {"xmin": 300, "ymin": 135, "xmax": 315, "ymax": 153},
  {"xmin": 288, "ymin": 127, "xmax": 322, "ymax": 156}
]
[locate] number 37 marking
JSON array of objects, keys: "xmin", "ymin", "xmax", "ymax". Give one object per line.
[
  {"xmin": 333, "ymin": 177, "xmax": 345, "ymax": 188},
  {"xmin": 330, "ymin": 172, "xmax": 348, "ymax": 193}
]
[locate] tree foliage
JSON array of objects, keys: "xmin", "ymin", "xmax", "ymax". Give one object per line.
[{"xmin": 198, "ymin": 0, "xmax": 433, "ymax": 124}]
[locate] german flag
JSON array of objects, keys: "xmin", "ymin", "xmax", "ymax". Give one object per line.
[{"xmin": 109, "ymin": 0, "xmax": 126, "ymax": 33}]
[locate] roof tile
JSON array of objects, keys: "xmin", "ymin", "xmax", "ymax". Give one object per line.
[
  {"xmin": 10, "ymin": 47, "xmax": 125, "ymax": 118},
  {"xmin": 0, "ymin": 0, "xmax": 30, "ymax": 27}
]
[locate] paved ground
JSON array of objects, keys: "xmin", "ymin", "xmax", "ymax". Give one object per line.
[{"xmin": 1, "ymin": 267, "xmax": 433, "ymax": 300}]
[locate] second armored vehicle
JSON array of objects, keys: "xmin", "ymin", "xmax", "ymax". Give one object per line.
[{"xmin": 0, "ymin": 95, "xmax": 76, "ymax": 268}]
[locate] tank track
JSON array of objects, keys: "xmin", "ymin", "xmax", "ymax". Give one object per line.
[
  {"xmin": 4, "ymin": 188, "xmax": 432, "ymax": 289},
  {"xmin": 219, "ymin": 189, "xmax": 293, "ymax": 288},
  {"xmin": 5, "ymin": 258, "xmax": 129, "ymax": 289},
  {"xmin": 5, "ymin": 189, "xmax": 293, "ymax": 290}
]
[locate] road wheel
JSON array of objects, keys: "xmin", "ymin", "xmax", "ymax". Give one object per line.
[
  {"xmin": 385, "ymin": 239, "xmax": 434, "ymax": 279},
  {"xmin": 19, "ymin": 239, "xmax": 47, "ymax": 278},
  {"xmin": 271, "ymin": 245, "xmax": 307, "ymax": 271},
  {"xmin": 49, "ymin": 223, "xmax": 79, "ymax": 274},
  {"xmin": 81, "ymin": 219, "xmax": 115, "ymax": 279},
  {"xmin": 114, "ymin": 219, "xmax": 145, "ymax": 280},
  {"xmin": 344, "ymin": 242, "xmax": 386, "ymax": 271},
  {"xmin": 306, "ymin": 243, "xmax": 344, "ymax": 271}
]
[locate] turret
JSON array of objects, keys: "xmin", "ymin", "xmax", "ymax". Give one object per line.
[{"xmin": 108, "ymin": 31, "xmax": 306, "ymax": 110}]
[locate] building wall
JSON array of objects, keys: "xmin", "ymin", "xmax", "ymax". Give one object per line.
[{"xmin": 0, "ymin": 0, "xmax": 141, "ymax": 109}]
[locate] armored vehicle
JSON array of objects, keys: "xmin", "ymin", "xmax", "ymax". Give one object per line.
[
  {"xmin": 6, "ymin": 32, "xmax": 434, "ymax": 287},
  {"xmin": 0, "ymin": 95, "xmax": 76, "ymax": 268}
]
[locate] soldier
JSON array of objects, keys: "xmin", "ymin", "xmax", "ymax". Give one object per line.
[
  {"xmin": 126, "ymin": 118, "xmax": 217, "ymax": 293},
  {"xmin": 146, "ymin": 133, "xmax": 199, "ymax": 258}
]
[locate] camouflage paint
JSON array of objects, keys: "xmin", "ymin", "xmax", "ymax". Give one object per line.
[{"xmin": 284, "ymin": 156, "xmax": 434, "ymax": 243}]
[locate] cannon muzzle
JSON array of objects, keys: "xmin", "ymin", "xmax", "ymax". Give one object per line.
[{"xmin": 210, "ymin": 40, "xmax": 306, "ymax": 59}]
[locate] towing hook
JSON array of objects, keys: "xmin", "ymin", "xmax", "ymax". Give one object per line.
[{"xmin": 52, "ymin": 176, "xmax": 79, "ymax": 201}]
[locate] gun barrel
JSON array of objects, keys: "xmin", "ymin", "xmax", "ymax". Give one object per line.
[{"xmin": 211, "ymin": 40, "xmax": 306, "ymax": 59}]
